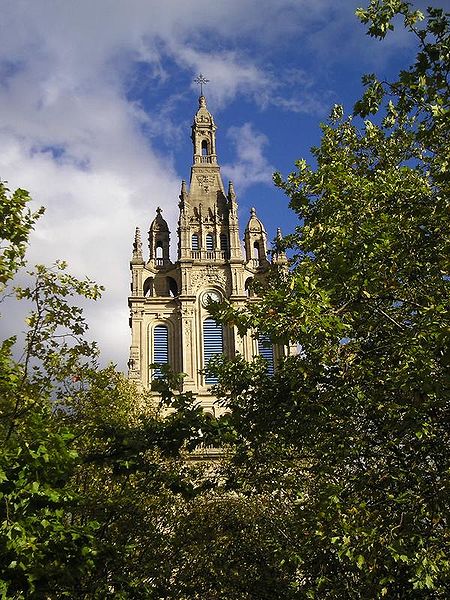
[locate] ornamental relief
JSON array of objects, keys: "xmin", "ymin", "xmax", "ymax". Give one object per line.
[
  {"xmin": 184, "ymin": 320, "xmax": 192, "ymax": 347},
  {"xmin": 190, "ymin": 267, "xmax": 228, "ymax": 292},
  {"xmin": 196, "ymin": 174, "xmax": 216, "ymax": 193}
]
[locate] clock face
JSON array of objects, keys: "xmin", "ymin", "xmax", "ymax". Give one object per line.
[{"xmin": 202, "ymin": 290, "xmax": 221, "ymax": 307}]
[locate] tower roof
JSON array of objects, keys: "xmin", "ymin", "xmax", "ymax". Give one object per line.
[
  {"xmin": 245, "ymin": 207, "xmax": 266, "ymax": 234},
  {"xmin": 149, "ymin": 207, "xmax": 169, "ymax": 232}
]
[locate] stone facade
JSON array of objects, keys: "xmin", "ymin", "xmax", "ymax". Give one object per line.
[{"xmin": 128, "ymin": 94, "xmax": 287, "ymax": 414}]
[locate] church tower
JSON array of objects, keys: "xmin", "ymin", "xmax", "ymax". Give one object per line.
[{"xmin": 128, "ymin": 92, "xmax": 282, "ymax": 414}]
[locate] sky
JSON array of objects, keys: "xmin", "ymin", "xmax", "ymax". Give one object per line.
[{"xmin": 0, "ymin": 0, "xmax": 443, "ymax": 370}]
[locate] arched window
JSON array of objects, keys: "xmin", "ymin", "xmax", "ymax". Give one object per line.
[
  {"xmin": 203, "ymin": 318, "xmax": 223, "ymax": 384},
  {"xmin": 206, "ymin": 233, "xmax": 214, "ymax": 251},
  {"xmin": 153, "ymin": 324, "xmax": 168, "ymax": 379},
  {"xmin": 253, "ymin": 241, "xmax": 260, "ymax": 260},
  {"xmin": 201, "ymin": 140, "xmax": 208, "ymax": 156},
  {"xmin": 258, "ymin": 334, "xmax": 274, "ymax": 375},
  {"xmin": 192, "ymin": 233, "xmax": 199, "ymax": 251},
  {"xmin": 155, "ymin": 241, "xmax": 163, "ymax": 259}
]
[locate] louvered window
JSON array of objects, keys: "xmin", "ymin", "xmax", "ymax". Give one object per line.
[
  {"xmin": 258, "ymin": 334, "xmax": 274, "ymax": 375},
  {"xmin": 220, "ymin": 234, "xmax": 229, "ymax": 252},
  {"xmin": 206, "ymin": 233, "xmax": 214, "ymax": 251},
  {"xmin": 153, "ymin": 324, "xmax": 168, "ymax": 379},
  {"xmin": 203, "ymin": 318, "xmax": 223, "ymax": 384},
  {"xmin": 192, "ymin": 234, "xmax": 199, "ymax": 251}
]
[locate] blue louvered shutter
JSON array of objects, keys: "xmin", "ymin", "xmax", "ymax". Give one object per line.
[
  {"xmin": 203, "ymin": 318, "xmax": 223, "ymax": 384},
  {"xmin": 206, "ymin": 233, "xmax": 214, "ymax": 251},
  {"xmin": 153, "ymin": 324, "xmax": 168, "ymax": 379},
  {"xmin": 258, "ymin": 334, "xmax": 274, "ymax": 375}
]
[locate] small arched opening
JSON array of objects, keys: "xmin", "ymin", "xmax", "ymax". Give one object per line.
[
  {"xmin": 244, "ymin": 277, "xmax": 253, "ymax": 298},
  {"xmin": 201, "ymin": 140, "xmax": 208, "ymax": 156},
  {"xmin": 155, "ymin": 241, "xmax": 163, "ymax": 260},
  {"xmin": 167, "ymin": 277, "xmax": 178, "ymax": 297},
  {"xmin": 143, "ymin": 277, "xmax": 153, "ymax": 298}
]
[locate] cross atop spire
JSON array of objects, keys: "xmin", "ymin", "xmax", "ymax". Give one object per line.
[{"xmin": 194, "ymin": 73, "xmax": 209, "ymax": 96}]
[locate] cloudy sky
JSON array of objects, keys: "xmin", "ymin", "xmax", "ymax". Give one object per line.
[{"xmin": 0, "ymin": 0, "xmax": 438, "ymax": 370}]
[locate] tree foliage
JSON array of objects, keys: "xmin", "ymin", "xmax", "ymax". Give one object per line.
[
  {"xmin": 1, "ymin": 2, "xmax": 449, "ymax": 598},
  {"xmin": 209, "ymin": 2, "xmax": 450, "ymax": 597}
]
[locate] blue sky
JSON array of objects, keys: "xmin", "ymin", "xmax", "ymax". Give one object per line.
[{"xmin": 0, "ymin": 0, "xmax": 443, "ymax": 368}]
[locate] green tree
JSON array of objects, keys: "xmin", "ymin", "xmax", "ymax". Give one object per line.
[
  {"xmin": 210, "ymin": 2, "xmax": 450, "ymax": 597},
  {"xmin": 0, "ymin": 185, "xmax": 101, "ymax": 599}
]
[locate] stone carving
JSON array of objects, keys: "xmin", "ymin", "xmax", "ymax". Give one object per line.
[
  {"xmin": 190, "ymin": 267, "xmax": 227, "ymax": 292},
  {"xmin": 128, "ymin": 347, "xmax": 141, "ymax": 378},
  {"xmin": 196, "ymin": 174, "xmax": 216, "ymax": 193},
  {"xmin": 184, "ymin": 320, "xmax": 192, "ymax": 347}
]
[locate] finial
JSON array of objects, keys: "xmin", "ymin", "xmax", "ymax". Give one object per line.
[
  {"xmin": 156, "ymin": 206, "xmax": 162, "ymax": 215},
  {"xmin": 250, "ymin": 207, "xmax": 256, "ymax": 217},
  {"xmin": 228, "ymin": 180, "xmax": 236, "ymax": 200},
  {"xmin": 194, "ymin": 73, "xmax": 210, "ymax": 96},
  {"xmin": 132, "ymin": 226, "xmax": 143, "ymax": 261},
  {"xmin": 273, "ymin": 227, "xmax": 287, "ymax": 266},
  {"xmin": 179, "ymin": 180, "xmax": 187, "ymax": 210}
]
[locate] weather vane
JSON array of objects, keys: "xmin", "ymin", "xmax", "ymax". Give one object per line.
[{"xmin": 194, "ymin": 73, "xmax": 209, "ymax": 95}]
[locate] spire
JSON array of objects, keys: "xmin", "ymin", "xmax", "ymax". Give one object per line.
[
  {"xmin": 131, "ymin": 226, "xmax": 143, "ymax": 264},
  {"xmin": 191, "ymin": 89, "xmax": 218, "ymax": 167}
]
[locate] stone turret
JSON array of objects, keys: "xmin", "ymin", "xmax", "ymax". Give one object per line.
[
  {"xmin": 244, "ymin": 207, "xmax": 269, "ymax": 267},
  {"xmin": 149, "ymin": 207, "xmax": 170, "ymax": 265}
]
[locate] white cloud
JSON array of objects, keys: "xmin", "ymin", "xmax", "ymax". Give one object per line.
[
  {"xmin": 222, "ymin": 123, "xmax": 274, "ymax": 192},
  {"xmin": 0, "ymin": 0, "xmax": 420, "ymax": 370}
]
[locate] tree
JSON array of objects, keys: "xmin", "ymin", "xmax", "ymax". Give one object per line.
[
  {"xmin": 0, "ymin": 185, "xmax": 102, "ymax": 598},
  {"xmin": 209, "ymin": 2, "xmax": 450, "ymax": 597}
]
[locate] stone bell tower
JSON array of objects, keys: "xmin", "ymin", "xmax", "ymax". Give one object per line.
[{"xmin": 128, "ymin": 91, "xmax": 286, "ymax": 414}]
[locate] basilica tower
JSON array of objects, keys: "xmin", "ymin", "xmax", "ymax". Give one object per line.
[{"xmin": 128, "ymin": 93, "xmax": 282, "ymax": 414}]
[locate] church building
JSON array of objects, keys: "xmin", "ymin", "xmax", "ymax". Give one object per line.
[{"xmin": 128, "ymin": 91, "xmax": 287, "ymax": 415}]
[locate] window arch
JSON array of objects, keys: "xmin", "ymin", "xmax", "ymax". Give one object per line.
[
  {"xmin": 152, "ymin": 324, "xmax": 168, "ymax": 379},
  {"xmin": 244, "ymin": 277, "xmax": 253, "ymax": 297},
  {"xmin": 253, "ymin": 241, "xmax": 260, "ymax": 260},
  {"xmin": 258, "ymin": 334, "xmax": 274, "ymax": 375},
  {"xmin": 143, "ymin": 277, "xmax": 153, "ymax": 297},
  {"xmin": 203, "ymin": 318, "xmax": 223, "ymax": 384},
  {"xmin": 167, "ymin": 277, "xmax": 178, "ymax": 297},
  {"xmin": 201, "ymin": 140, "xmax": 208, "ymax": 156},
  {"xmin": 155, "ymin": 241, "xmax": 163, "ymax": 259}
]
